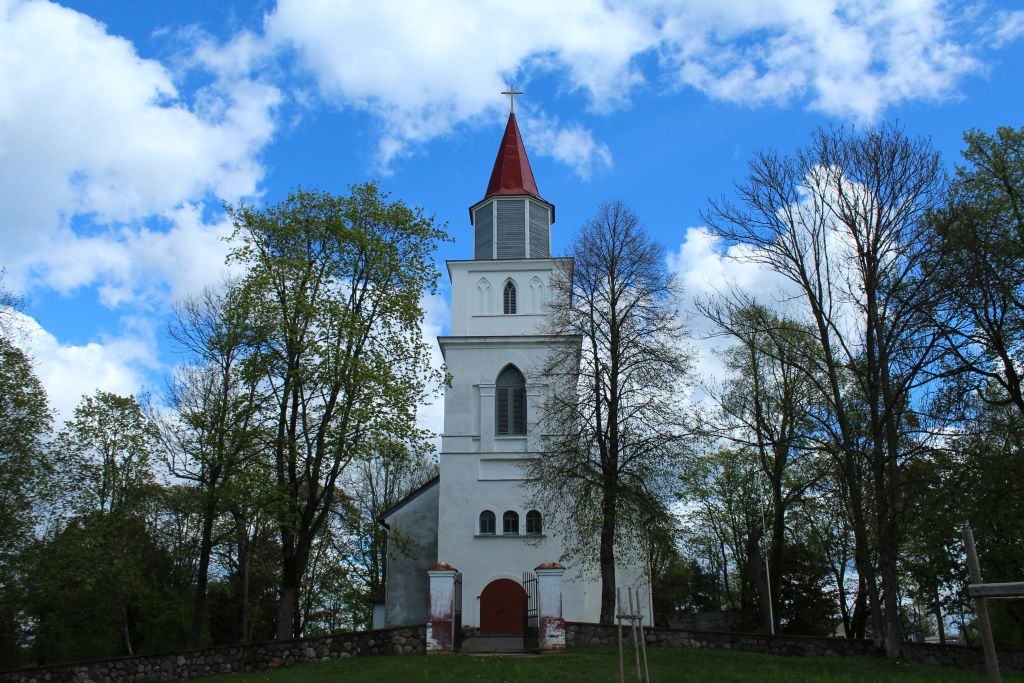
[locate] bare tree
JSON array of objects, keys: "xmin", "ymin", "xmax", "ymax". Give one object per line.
[
  {"xmin": 156, "ymin": 285, "xmax": 266, "ymax": 647},
  {"xmin": 528, "ymin": 201, "xmax": 692, "ymax": 624},
  {"xmin": 704, "ymin": 125, "xmax": 946, "ymax": 657}
]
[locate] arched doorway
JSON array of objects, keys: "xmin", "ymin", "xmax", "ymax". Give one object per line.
[{"xmin": 479, "ymin": 578, "xmax": 526, "ymax": 635}]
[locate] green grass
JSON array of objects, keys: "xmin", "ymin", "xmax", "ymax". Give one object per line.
[{"xmin": 199, "ymin": 645, "xmax": 1024, "ymax": 683}]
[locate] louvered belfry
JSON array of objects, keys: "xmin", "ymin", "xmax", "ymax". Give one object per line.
[{"xmin": 469, "ymin": 113, "xmax": 555, "ymax": 260}]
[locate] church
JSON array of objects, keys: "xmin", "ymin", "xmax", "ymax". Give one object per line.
[{"xmin": 375, "ymin": 104, "xmax": 651, "ymax": 649}]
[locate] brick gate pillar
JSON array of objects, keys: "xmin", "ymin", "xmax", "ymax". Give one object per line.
[
  {"xmin": 535, "ymin": 561, "xmax": 566, "ymax": 651},
  {"xmin": 427, "ymin": 563, "xmax": 459, "ymax": 653}
]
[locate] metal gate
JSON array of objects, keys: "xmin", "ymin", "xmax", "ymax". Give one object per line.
[
  {"xmin": 522, "ymin": 571, "xmax": 539, "ymax": 649},
  {"xmin": 453, "ymin": 571, "xmax": 463, "ymax": 650}
]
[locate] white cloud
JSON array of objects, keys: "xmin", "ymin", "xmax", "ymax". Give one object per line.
[
  {"xmin": 658, "ymin": 0, "xmax": 980, "ymax": 122},
  {"xmin": 668, "ymin": 226, "xmax": 798, "ymax": 391},
  {"xmin": 24, "ymin": 204, "xmax": 240, "ymax": 308},
  {"xmin": 520, "ymin": 111, "xmax": 613, "ymax": 180},
  {"xmin": 7, "ymin": 310, "xmax": 158, "ymax": 421},
  {"xmin": 0, "ymin": 0, "xmax": 279, "ymax": 297},
  {"xmin": 264, "ymin": 0, "xmax": 654, "ymax": 171},
  {"xmin": 263, "ymin": 0, "xmax": 986, "ymax": 170},
  {"xmin": 990, "ymin": 10, "xmax": 1024, "ymax": 48}
]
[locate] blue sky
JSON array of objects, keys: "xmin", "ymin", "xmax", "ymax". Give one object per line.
[{"xmin": 2, "ymin": 0, "xmax": 1023, "ymax": 429}]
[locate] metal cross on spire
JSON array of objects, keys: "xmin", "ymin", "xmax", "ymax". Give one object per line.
[{"xmin": 501, "ymin": 83, "xmax": 524, "ymax": 114}]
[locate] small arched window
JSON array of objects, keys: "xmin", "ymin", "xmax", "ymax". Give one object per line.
[
  {"xmin": 526, "ymin": 510, "xmax": 542, "ymax": 535},
  {"xmin": 479, "ymin": 510, "xmax": 496, "ymax": 535},
  {"xmin": 503, "ymin": 510, "xmax": 519, "ymax": 535},
  {"xmin": 503, "ymin": 280, "xmax": 517, "ymax": 314},
  {"xmin": 496, "ymin": 365, "xmax": 526, "ymax": 435}
]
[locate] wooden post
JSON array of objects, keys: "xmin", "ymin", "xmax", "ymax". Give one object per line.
[
  {"xmin": 635, "ymin": 588, "xmax": 651, "ymax": 683},
  {"xmin": 964, "ymin": 527, "xmax": 1001, "ymax": 683},
  {"xmin": 617, "ymin": 588, "xmax": 625, "ymax": 683},
  {"xmin": 628, "ymin": 589, "xmax": 642, "ymax": 683}
]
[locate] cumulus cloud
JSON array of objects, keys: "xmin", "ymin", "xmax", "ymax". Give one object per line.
[
  {"xmin": 264, "ymin": 0, "xmax": 653, "ymax": 171},
  {"xmin": 0, "ymin": 0, "xmax": 279, "ymax": 296},
  {"xmin": 659, "ymin": 0, "xmax": 982, "ymax": 122},
  {"xmin": 23, "ymin": 204, "xmax": 240, "ymax": 308},
  {"xmin": 521, "ymin": 111, "xmax": 613, "ymax": 180},
  {"xmin": 6, "ymin": 310, "xmax": 159, "ymax": 421},
  {"xmin": 263, "ymin": 0, "xmax": 985, "ymax": 170},
  {"xmin": 668, "ymin": 226, "xmax": 799, "ymax": 392}
]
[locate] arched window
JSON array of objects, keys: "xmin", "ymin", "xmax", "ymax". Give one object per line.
[
  {"xmin": 479, "ymin": 510, "xmax": 496, "ymax": 535},
  {"xmin": 503, "ymin": 280, "xmax": 517, "ymax": 314},
  {"xmin": 526, "ymin": 510, "xmax": 542, "ymax": 535},
  {"xmin": 503, "ymin": 510, "xmax": 519, "ymax": 535},
  {"xmin": 496, "ymin": 365, "xmax": 526, "ymax": 435}
]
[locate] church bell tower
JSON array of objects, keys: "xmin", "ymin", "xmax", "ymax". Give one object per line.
[{"xmin": 468, "ymin": 112, "xmax": 556, "ymax": 260}]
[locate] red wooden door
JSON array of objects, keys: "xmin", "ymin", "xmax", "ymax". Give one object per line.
[{"xmin": 479, "ymin": 579, "xmax": 526, "ymax": 635}]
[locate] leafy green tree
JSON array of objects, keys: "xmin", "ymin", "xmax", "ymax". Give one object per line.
[
  {"xmin": 48, "ymin": 391, "xmax": 162, "ymax": 655},
  {"xmin": 226, "ymin": 183, "xmax": 447, "ymax": 639},
  {"xmin": 697, "ymin": 302, "xmax": 826, "ymax": 631},
  {"xmin": 0, "ymin": 338, "xmax": 52, "ymax": 666},
  {"xmin": 55, "ymin": 391, "xmax": 159, "ymax": 518},
  {"xmin": 929, "ymin": 126, "xmax": 1024, "ymax": 417},
  {"xmin": 932, "ymin": 395, "xmax": 1024, "ymax": 646},
  {"xmin": 678, "ymin": 448, "xmax": 764, "ymax": 623},
  {"xmin": 24, "ymin": 511, "xmax": 190, "ymax": 663}
]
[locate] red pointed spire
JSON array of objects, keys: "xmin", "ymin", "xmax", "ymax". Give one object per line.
[{"xmin": 484, "ymin": 112, "xmax": 541, "ymax": 200}]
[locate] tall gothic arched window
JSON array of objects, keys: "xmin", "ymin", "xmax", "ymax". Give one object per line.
[
  {"xmin": 503, "ymin": 280, "xmax": 517, "ymax": 314},
  {"xmin": 496, "ymin": 365, "xmax": 526, "ymax": 435}
]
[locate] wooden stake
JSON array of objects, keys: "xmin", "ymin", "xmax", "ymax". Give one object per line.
[
  {"xmin": 628, "ymin": 588, "xmax": 642, "ymax": 683},
  {"xmin": 617, "ymin": 587, "xmax": 625, "ymax": 683},
  {"xmin": 964, "ymin": 527, "xmax": 1001, "ymax": 683},
  {"xmin": 636, "ymin": 588, "xmax": 651, "ymax": 683}
]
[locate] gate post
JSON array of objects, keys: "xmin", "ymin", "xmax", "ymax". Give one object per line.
[
  {"xmin": 427, "ymin": 563, "xmax": 459, "ymax": 653},
  {"xmin": 535, "ymin": 561, "xmax": 566, "ymax": 651}
]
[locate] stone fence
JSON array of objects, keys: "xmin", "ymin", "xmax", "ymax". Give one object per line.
[
  {"xmin": 565, "ymin": 622, "xmax": 1024, "ymax": 673},
  {"xmin": 0, "ymin": 626, "xmax": 424, "ymax": 683}
]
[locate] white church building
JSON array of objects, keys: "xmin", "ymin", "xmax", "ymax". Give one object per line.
[{"xmin": 377, "ymin": 110, "xmax": 651, "ymax": 649}]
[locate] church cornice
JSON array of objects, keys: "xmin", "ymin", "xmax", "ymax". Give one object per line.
[
  {"xmin": 446, "ymin": 256, "xmax": 573, "ymax": 280},
  {"xmin": 436, "ymin": 333, "xmax": 581, "ymax": 361}
]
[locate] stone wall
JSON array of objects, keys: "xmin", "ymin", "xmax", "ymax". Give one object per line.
[
  {"xmin": 565, "ymin": 622, "xmax": 1024, "ymax": 674},
  {"xmin": 0, "ymin": 626, "xmax": 424, "ymax": 683}
]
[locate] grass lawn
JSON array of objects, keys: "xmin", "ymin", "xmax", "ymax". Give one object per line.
[{"xmin": 199, "ymin": 645, "xmax": 1024, "ymax": 682}]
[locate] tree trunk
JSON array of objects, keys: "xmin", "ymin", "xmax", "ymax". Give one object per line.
[
  {"xmin": 845, "ymin": 454, "xmax": 883, "ymax": 647},
  {"xmin": 276, "ymin": 529, "xmax": 301, "ymax": 640},
  {"xmin": 933, "ymin": 591, "xmax": 946, "ymax": 646},
  {"xmin": 769, "ymin": 486, "xmax": 785, "ymax": 633},
  {"xmin": 850, "ymin": 577, "xmax": 868, "ymax": 640},
  {"xmin": 599, "ymin": 482, "xmax": 618, "ymax": 624},
  {"xmin": 747, "ymin": 528, "xmax": 772, "ymax": 632},
  {"xmin": 189, "ymin": 489, "xmax": 218, "ymax": 647},
  {"xmin": 836, "ymin": 565, "xmax": 851, "ymax": 637},
  {"xmin": 238, "ymin": 524, "xmax": 251, "ymax": 643},
  {"xmin": 118, "ymin": 594, "xmax": 134, "ymax": 656}
]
